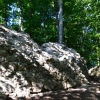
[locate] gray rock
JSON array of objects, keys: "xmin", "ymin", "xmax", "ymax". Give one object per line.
[
  {"xmin": 0, "ymin": 24, "xmax": 90, "ymax": 98},
  {"xmin": 88, "ymin": 66, "xmax": 100, "ymax": 81}
]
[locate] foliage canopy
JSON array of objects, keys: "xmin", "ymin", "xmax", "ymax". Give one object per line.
[{"xmin": 0, "ymin": 0, "xmax": 100, "ymax": 68}]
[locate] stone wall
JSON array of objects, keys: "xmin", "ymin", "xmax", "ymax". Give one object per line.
[{"xmin": 0, "ymin": 25, "xmax": 89, "ymax": 98}]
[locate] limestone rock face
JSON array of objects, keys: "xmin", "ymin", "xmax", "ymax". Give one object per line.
[{"xmin": 0, "ymin": 25, "xmax": 89, "ymax": 98}]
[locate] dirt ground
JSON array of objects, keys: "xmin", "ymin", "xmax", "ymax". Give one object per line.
[
  {"xmin": 3, "ymin": 82, "xmax": 100, "ymax": 100},
  {"xmin": 28, "ymin": 82, "xmax": 100, "ymax": 100}
]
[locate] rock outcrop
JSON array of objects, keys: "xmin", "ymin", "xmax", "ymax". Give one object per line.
[
  {"xmin": 0, "ymin": 25, "xmax": 89, "ymax": 99},
  {"xmin": 88, "ymin": 66, "xmax": 100, "ymax": 81}
]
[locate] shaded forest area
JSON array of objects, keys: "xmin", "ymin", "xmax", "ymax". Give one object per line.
[
  {"xmin": 0, "ymin": 0, "xmax": 100, "ymax": 100},
  {"xmin": 0, "ymin": 0, "xmax": 100, "ymax": 68}
]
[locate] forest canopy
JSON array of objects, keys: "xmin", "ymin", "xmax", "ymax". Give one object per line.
[{"xmin": 0, "ymin": 0, "xmax": 100, "ymax": 68}]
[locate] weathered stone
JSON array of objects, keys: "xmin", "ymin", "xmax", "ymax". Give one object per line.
[
  {"xmin": 0, "ymin": 25, "xmax": 90, "ymax": 98},
  {"xmin": 88, "ymin": 66, "xmax": 100, "ymax": 81}
]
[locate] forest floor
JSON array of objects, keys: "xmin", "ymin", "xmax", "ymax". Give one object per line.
[
  {"xmin": 3, "ymin": 81, "xmax": 100, "ymax": 100},
  {"xmin": 28, "ymin": 82, "xmax": 100, "ymax": 100},
  {"xmin": 26, "ymin": 81, "xmax": 100, "ymax": 100}
]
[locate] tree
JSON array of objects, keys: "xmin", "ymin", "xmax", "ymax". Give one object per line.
[
  {"xmin": 58, "ymin": 0, "xmax": 63, "ymax": 44},
  {"xmin": 0, "ymin": 0, "xmax": 100, "ymax": 68}
]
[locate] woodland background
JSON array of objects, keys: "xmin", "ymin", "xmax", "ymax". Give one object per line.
[{"xmin": 0, "ymin": 0, "xmax": 100, "ymax": 68}]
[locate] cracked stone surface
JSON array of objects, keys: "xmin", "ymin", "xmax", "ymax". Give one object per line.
[{"xmin": 0, "ymin": 24, "xmax": 90, "ymax": 99}]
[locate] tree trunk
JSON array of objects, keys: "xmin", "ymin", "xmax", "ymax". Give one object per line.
[
  {"xmin": 54, "ymin": 0, "xmax": 59, "ymax": 38},
  {"xmin": 18, "ymin": 0, "xmax": 24, "ymax": 32},
  {"xmin": 3, "ymin": 0, "xmax": 8, "ymax": 26},
  {"xmin": 58, "ymin": 0, "xmax": 63, "ymax": 44}
]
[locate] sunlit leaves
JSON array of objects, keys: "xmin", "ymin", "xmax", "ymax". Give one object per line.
[{"xmin": 0, "ymin": 0, "xmax": 100, "ymax": 67}]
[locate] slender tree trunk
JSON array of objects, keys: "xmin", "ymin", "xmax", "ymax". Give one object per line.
[
  {"xmin": 18, "ymin": 0, "xmax": 24, "ymax": 32},
  {"xmin": 43, "ymin": 1, "xmax": 46, "ymax": 43},
  {"xmin": 54, "ymin": 0, "xmax": 59, "ymax": 38},
  {"xmin": 43, "ymin": 14, "xmax": 46, "ymax": 43},
  {"xmin": 97, "ymin": 47, "xmax": 100, "ymax": 66},
  {"xmin": 18, "ymin": 17, "xmax": 23, "ymax": 31},
  {"xmin": 3, "ymin": 0, "xmax": 8, "ymax": 26},
  {"xmin": 58, "ymin": 0, "xmax": 63, "ymax": 44}
]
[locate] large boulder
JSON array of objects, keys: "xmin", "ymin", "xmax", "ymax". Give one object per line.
[
  {"xmin": 0, "ymin": 25, "xmax": 89, "ymax": 98},
  {"xmin": 88, "ymin": 66, "xmax": 100, "ymax": 81}
]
